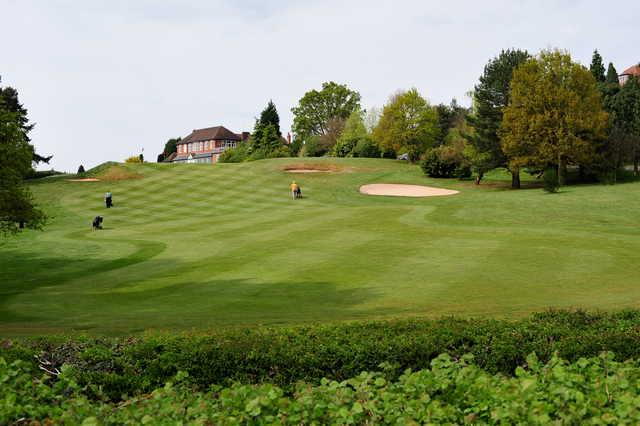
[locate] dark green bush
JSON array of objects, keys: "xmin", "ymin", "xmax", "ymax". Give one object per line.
[
  {"xmin": 5, "ymin": 310, "xmax": 640, "ymax": 401},
  {"xmin": 353, "ymin": 138, "xmax": 380, "ymax": 158},
  {"xmin": 543, "ymin": 167, "xmax": 560, "ymax": 192},
  {"xmin": 420, "ymin": 147, "xmax": 457, "ymax": 177}
]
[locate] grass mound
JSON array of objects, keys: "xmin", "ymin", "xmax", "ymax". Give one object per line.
[{"xmin": 96, "ymin": 164, "xmax": 143, "ymax": 181}]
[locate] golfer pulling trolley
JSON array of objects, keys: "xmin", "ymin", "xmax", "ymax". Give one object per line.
[{"xmin": 290, "ymin": 181, "xmax": 302, "ymax": 199}]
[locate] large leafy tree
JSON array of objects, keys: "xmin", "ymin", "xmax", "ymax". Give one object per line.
[
  {"xmin": 466, "ymin": 49, "xmax": 530, "ymax": 187},
  {"xmin": 332, "ymin": 111, "xmax": 371, "ymax": 157},
  {"xmin": 500, "ymin": 50, "xmax": 609, "ymax": 187},
  {"xmin": 373, "ymin": 89, "xmax": 439, "ymax": 161},
  {"xmin": 291, "ymin": 82, "xmax": 361, "ymax": 142},
  {"xmin": 589, "ymin": 50, "xmax": 606, "ymax": 83}
]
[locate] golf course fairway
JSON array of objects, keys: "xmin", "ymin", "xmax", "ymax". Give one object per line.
[{"xmin": 2, "ymin": 158, "xmax": 639, "ymax": 335}]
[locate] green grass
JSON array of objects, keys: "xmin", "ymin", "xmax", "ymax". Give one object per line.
[{"xmin": 2, "ymin": 158, "xmax": 640, "ymax": 335}]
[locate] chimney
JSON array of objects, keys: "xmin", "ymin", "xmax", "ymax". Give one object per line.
[{"xmin": 287, "ymin": 132, "xmax": 292, "ymax": 144}]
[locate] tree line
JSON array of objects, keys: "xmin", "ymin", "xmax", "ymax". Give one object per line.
[{"xmin": 204, "ymin": 48, "xmax": 640, "ymax": 193}]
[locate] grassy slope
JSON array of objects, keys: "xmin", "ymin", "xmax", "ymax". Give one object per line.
[{"xmin": 1, "ymin": 158, "xmax": 639, "ymax": 335}]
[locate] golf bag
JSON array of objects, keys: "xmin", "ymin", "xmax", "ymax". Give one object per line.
[{"xmin": 92, "ymin": 216, "xmax": 103, "ymax": 230}]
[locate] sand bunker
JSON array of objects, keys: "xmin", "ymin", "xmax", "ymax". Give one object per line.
[
  {"xmin": 67, "ymin": 178, "xmax": 101, "ymax": 182},
  {"xmin": 286, "ymin": 169, "xmax": 327, "ymax": 173},
  {"xmin": 360, "ymin": 184, "xmax": 459, "ymax": 197},
  {"xmin": 283, "ymin": 164, "xmax": 340, "ymax": 174}
]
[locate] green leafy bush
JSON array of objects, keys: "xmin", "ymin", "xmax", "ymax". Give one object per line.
[
  {"xmin": 218, "ymin": 143, "xmax": 249, "ymax": 163},
  {"xmin": 353, "ymin": 137, "xmax": 380, "ymax": 158},
  {"xmin": 6, "ymin": 310, "xmax": 640, "ymax": 402},
  {"xmin": 6, "ymin": 352, "xmax": 640, "ymax": 424}
]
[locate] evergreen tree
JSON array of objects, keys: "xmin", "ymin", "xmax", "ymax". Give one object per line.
[
  {"xmin": 606, "ymin": 63, "xmax": 619, "ymax": 85},
  {"xmin": 0, "ymin": 100, "xmax": 45, "ymax": 233},
  {"xmin": 466, "ymin": 49, "xmax": 530, "ymax": 187},
  {"xmin": 252, "ymin": 101, "xmax": 282, "ymax": 147},
  {"xmin": 589, "ymin": 50, "xmax": 606, "ymax": 83},
  {"xmin": 77, "ymin": 165, "xmax": 85, "ymax": 174},
  {"xmin": 609, "ymin": 77, "xmax": 640, "ymax": 175},
  {"xmin": 0, "ymin": 77, "xmax": 51, "ymax": 165},
  {"xmin": 259, "ymin": 100, "xmax": 281, "ymax": 137}
]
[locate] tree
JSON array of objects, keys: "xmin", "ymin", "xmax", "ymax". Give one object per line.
[
  {"xmin": 251, "ymin": 101, "xmax": 283, "ymax": 153},
  {"xmin": 291, "ymin": 82, "xmax": 361, "ymax": 142},
  {"xmin": 608, "ymin": 77, "xmax": 640, "ymax": 175},
  {"xmin": 589, "ymin": 50, "xmax": 606, "ymax": 83},
  {"xmin": 373, "ymin": 89, "xmax": 438, "ymax": 161},
  {"xmin": 0, "ymin": 103, "xmax": 45, "ymax": 233},
  {"xmin": 333, "ymin": 111, "xmax": 370, "ymax": 157},
  {"xmin": 257, "ymin": 100, "xmax": 281, "ymax": 137},
  {"xmin": 248, "ymin": 101, "xmax": 286, "ymax": 157},
  {"xmin": 77, "ymin": 165, "xmax": 85, "ymax": 174},
  {"xmin": 500, "ymin": 50, "xmax": 609, "ymax": 187},
  {"xmin": 0, "ymin": 77, "xmax": 51, "ymax": 166},
  {"xmin": 363, "ymin": 107, "xmax": 381, "ymax": 133},
  {"xmin": 606, "ymin": 63, "xmax": 619, "ymax": 85},
  {"xmin": 466, "ymin": 49, "xmax": 530, "ymax": 187},
  {"xmin": 163, "ymin": 138, "xmax": 180, "ymax": 156}
]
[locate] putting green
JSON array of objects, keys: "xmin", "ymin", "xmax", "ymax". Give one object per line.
[{"xmin": 2, "ymin": 158, "xmax": 640, "ymax": 335}]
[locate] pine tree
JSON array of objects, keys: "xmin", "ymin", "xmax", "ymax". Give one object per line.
[
  {"xmin": 0, "ymin": 77, "xmax": 51, "ymax": 165},
  {"xmin": 589, "ymin": 50, "xmax": 606, "ymax": 83},
  {"xmin": 251, "ymin": 101, "xmax": 282, "ymax": 148},
  {"xmin": 466, "ymin": 49, "xmax": 530, "ymax": 187},
  {"xmin": 606, "ymin": 63, "xmax": 619, "ymax": 84},
  {"xmin": 259, "ymin": 100, "xmax": 281, "ymax": 137}
]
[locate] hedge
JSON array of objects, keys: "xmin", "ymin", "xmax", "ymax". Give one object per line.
[{"xmin": 3, "ymin": 310, "xmax": 640, "ymax": 401}]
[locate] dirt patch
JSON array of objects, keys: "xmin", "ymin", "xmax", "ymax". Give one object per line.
[
  {"xmin": 360, "ymin": 184, "xmax": 459, "ymax": 197},
  {"xmin": 67, "ymin": 178, "xmax": 101, "ymax": 182},
  {"xmin": 283, "ymin": 164, "xmax": 341, "ymax": 173},
  {"xmin": 97, "ymin": 166, "xmax": 143, "ymax": 181}
]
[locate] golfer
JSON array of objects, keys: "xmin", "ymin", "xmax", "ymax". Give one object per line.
[{"xmin": 290, "ymin": 181, "xmax": 300, "ymax": 199}]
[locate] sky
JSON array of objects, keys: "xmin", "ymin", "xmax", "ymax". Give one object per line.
[{"xmin": 1, "ymin": 0, "xmax": 638, "ymax": 172}]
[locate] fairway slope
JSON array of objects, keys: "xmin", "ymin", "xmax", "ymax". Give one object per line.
[{"xmin": 2, "ymin": 158, "xmax": 640, "ymax": 335}]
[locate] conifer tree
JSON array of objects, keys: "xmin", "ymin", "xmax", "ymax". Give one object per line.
[
  {"xmin": 466, "ymin": 49, "xmax": 530, "ymax": 186},
  {"xmin": 606, "ymin": 63, "xmax": 619, "ymax": 85},
  {"xmin": 589, "ymin": 50, "xmax": 606, "ymax": 82}
]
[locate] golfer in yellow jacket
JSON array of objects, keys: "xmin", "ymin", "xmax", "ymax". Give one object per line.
[{"xmin": 290, "ymin": 181, "xmax": 300, "ymax": 199}]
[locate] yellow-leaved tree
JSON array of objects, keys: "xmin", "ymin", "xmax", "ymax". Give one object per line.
[{"xmin": 500, "ymin": 49, "xmax": 608, "ymax": 186}]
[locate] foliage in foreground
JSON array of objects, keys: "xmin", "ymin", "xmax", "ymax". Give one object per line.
[
  {"xmin": 5, "ymin": 352, "xmax": 640, "ymax": 424},
  {"xmin": 5, "ymin": 310, "xmax": 640, "ymax": 402}
]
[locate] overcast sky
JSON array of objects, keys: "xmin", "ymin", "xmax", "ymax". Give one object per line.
[{"xmin": 1, "ymin": 0, "xmax": 637, "ymax": 172}]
